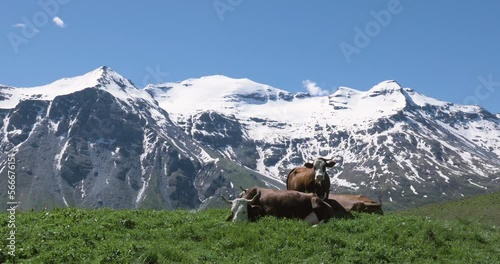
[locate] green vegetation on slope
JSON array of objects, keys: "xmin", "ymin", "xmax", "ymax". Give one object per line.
[
  {"xmin": 1, "ymin": 208, "xmax": 499, "ymax": 263},
  {"xmin": 398, "ymin": 191, "xmax": 500, "ymax": 227},
  {"xmin": 216, "ymin": 160, "xmax": 267, "ymax": 190}
]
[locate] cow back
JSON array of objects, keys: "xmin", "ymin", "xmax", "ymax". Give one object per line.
[
  {"xmin": 286, "ymin": 168, "xmax": 311, "ymax": 191},
  {"xmin": 243, "ymin": 188, "xmax": 333, "ymax": 220},
  {"xmin": 329, "ymin": 194, "xmax": 383, "ymax": 214}
]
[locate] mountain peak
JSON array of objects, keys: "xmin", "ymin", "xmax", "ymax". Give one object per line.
[
  {"xmin": 99, "ymin": 65, "xmax": 110, "ymax": 71},
  {"xmin": 369, "ymin": 80, "xmax": 403, "ymax": 93},
  {"xmin": 88, "ymin": 65, "xmax": 113, "ymax": 76},
  {"xmin": 145, "ymin": 75, "xmax": 294, "ymax": 120},
  {"xmin": 0, "ymin": 66, "xmax": 151, "ymax": 109},
  {"xmin": 87, "ymin": 66, "xmax": 135, "ymax": 88},
  {"xmin": 94, "ymin": 65, "xmax": 117, "ymax": 74}
]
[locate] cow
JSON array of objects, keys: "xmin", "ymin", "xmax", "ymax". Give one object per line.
[
  {"xmin": 223, "ymin": 187, "xmax": 335, "ymax": 225},
  {"xmin": 329, "ymin": 194, "xmax": 383, "ymax": 215},
  {"xmin": 286, "ymin": 157, "xmax": 336, "ymax": 200},
  {"xmin": 238, "ymin": 186, "xmax": 350, "ymax": 218}
]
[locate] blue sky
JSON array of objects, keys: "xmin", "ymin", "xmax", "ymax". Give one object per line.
[{"xmin": 1, "ymin": 0, "xmax": 499, "ymax": 113}]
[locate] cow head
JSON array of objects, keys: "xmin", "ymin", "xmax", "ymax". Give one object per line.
[
  {"xmin": 304, "ymin": 157, "xmax": 336, "ymax": 183},
  {"xmin": 222, "ymin": 191, "xmax": 262, "ymax": 222}
]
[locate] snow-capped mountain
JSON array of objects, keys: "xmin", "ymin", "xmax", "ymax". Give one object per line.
[
  {"xmin": 1, "ymin": 67, "xmax": 498, "ymax": 211},
  {"xmin": 0, "ymin": 66, "xmax": 156, "ymax": 108},
  {"xmin": 0, "ymin": 67, "xmax": 279, "ymax": 211},
  {"xmin": 146, "ymin": 76, "xmax": 500, "ymax": 210}
]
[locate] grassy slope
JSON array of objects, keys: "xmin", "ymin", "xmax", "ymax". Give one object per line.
[
  {"xmin": 1, "ymin": 208, "xmax": 499, "ymax": 263},
  {"xmin": 397, "ymin": 191, "xmax": 500, "ymax": 227}
]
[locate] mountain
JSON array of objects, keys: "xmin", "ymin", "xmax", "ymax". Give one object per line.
[
  {"xmin": 0, "ymin": 67, "xmax": 279, "ymax": 211},
  {"xmin": 146, "ymin": 77, "xmax": 500, "ymax": 210},
  {"xmin": 1, "ymin": 68, "xmax": 499, "ymax": 211}
]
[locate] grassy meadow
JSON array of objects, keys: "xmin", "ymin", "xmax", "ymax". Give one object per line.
[
  {"xmin": 397, "ymin": 191, "xmax": 500, "ymax": 227},
  {"xmin": 1, "ymin": 200, "xmax": 499, "ymax": 263}
]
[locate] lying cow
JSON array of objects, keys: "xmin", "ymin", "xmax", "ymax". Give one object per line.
[
  {"xmin": 223, "ymin": 187, "xmax": 335, "ymax": 224},
  {"xmin": 329, "ymin": 194, "xmax": 383, "ymax": 214},
  {"xmin": 286, "ymin": 157, "xmax": 336, "ymax": 200},
  {"xmin": 238, "ymin": 186, "xmax": 350, "ymax": 218}
]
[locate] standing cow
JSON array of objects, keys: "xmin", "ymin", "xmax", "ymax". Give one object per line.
[{"xmin": 286, "ymin": 157, "xmax": 336, "ymax": 200}]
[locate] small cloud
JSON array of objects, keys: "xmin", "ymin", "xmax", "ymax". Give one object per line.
[
  {"xmin": 53, "ymin": 17, "xmax": 65, "ymax": 28},
  {"xmin": 12, "ymin": 23, "xmax": 27, "ymax": 28},
  {"xmin": 302, "ymin": 80, "xmax": 330, "ymax": 96}
]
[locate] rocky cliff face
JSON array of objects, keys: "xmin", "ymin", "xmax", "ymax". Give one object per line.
[
  {"xmin": 147, "ymin": 78, "xmax": 500, "ymax": 210},
  {"xmin": 0, "ymin": 67, "xmax": 271, "ymax": 211}
]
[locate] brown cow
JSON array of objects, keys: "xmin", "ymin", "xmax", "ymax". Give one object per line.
[
  {"xmin": 286, "ymin": 157, "xmax": 336, "ymax": 200},
  {"xmin": 239, "ymin": 186, "xmax": 350, "ymax": 218},
  {"xmin": 329, "ymin": 194, "xmax": 383, "ymax": 214},
  {"xmin": 223, "ymin": 187, "xmax": 335, "ymax": 224}
]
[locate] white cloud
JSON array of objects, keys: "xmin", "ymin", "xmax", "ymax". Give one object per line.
[
  {"xmin": 302, "ymin": 80, "xmax": 330, "ymax": 96},
  {"xmin": 53, "ymin": 17, "xmax": 65, "ymax": 28},
  {"xmin": 12, "ymin": 23, "xmax": 27, "ymax": 28}
]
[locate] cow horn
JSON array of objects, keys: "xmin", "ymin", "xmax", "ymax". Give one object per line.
[
  {"xmin": 221, "ymin": 196, "xmax": 233, "ymax": 204},
  {"xmin": 247, "ymin": 191, "xmax": 261, "ymax": 204},
  {"xmin": 239, "ymin": 186, "xmax": 247, "ymax": 192}
]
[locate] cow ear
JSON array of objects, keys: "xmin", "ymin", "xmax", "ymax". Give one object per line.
[
  {"xmin": 304, "ymin": 162, "xmax": 314, "ymax": 168},
  {"xmin": 325, "ymin": 161, "xmax": 336, "ymax": 167}
]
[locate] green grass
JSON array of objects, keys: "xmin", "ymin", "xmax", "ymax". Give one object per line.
[
  {"xmin": 216, "ymin": 159, "xmax": 269, "ymax": 190},
  {"xmin": 398, "ymin": 191, "xmax": 500, "ymax": 227},
  {"xmin": 1, "ymin": 207, "xmax": 499, "ymax": 263}
]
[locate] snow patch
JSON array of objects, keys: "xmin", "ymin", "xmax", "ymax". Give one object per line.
[
  {"xmin": 331, "ymin": 172, "xmax": 359, "ymax": 190},
  {"xmin": 467, "ymin": 179, "xmax": 487, "ymax": 189},
  {"xmin": 55, "ymin": 140, "xmax": 70, "ymax": 170},
  {"xmin": 62, "ymin": 196, "xmax": 69, "ymax": 207},
  {"xmin": 80, "ymin": 180, "xmax": 86, "ymax": 198},
  {"xmin": 436, "ymin": 171, "xmax": 450, "ymax": 183}
]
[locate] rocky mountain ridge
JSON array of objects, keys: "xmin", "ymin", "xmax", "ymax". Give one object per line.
[
  {"xmin": 0, "ymin": 67, "xmax": 278, "ymax": 211},
  {"xmin": 147, "ymin": 76, "xmax": 500, "ymax": 210},
  {"xmin": 1, "ymin": 67, "xmax": 499, "ymax": 211}
]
